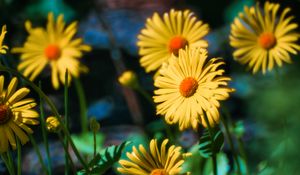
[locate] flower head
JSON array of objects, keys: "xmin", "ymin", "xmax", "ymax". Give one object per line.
[
  {"xmin": 118, "ymin": 139, "xmax": 188, "ymax": 175},
  {"xmin": 0, "ymin": 76, "xmax": 39, "ymax": 153},
  {"xmin": 12, "ymin": 13, "xmax": 91, "ymax": 89},
  {"xmin": 138, "ymin": 9, "xmax": 209, "ymax": 73},
  {"xmin": 0, "ymin": 25, "xmax": 8, "ymax": 54},
  {"xmin": 230, "ymin": 2, "xmax": 300, "ymax": 74},
  {"xmin": 118, "ymin": 70, "xmax": 139, "ymax": 89},
  {"xmin": 46, "ymin": 116, "xmax": 61, "ymax": 133},
  {"xmin": 89, "ymin": 117, "xmax": 100, "ymax": 132},
  {"xmin": 154, "ymin": 47, "xmax": 234, "ymax": 130}
]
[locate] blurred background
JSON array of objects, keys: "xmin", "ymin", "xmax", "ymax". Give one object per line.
[{"xmin": 1, "ymin": 0, "xmax": 300, "ymax": 174}]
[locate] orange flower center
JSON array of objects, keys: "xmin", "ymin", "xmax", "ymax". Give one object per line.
[
  {"xmin": 179, "ymin": 77, "xmax": 198, "ymax": 98},
  {"xmin": 150, "ymin": 169, "xmax": 167, "ymax": 175},
  {"xmin": 169, "ymin": 36, "xmax": 188, "ymax": 56},
  {"xmin": 258, "ymin": 32, "xmax": 276, "ymax": 50},
  {"xmin": 0, "ymin": 105, "xmax": 11, "ymax": 124},
  {"xmin": 44, "ymin": 44, "xmax": 61, "ymax": 60}
]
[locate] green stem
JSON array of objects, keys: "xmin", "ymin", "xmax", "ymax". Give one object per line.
[
  {"xmin": 16, "ymin": 139, "xmax": 21, "ymax": 175},
  {"xmin": 58, "ymin": 132, "xmax": 76, "ymax": 175},
  {"xmin": 74, "ymin": 77, "xmax": 88, "ymax": 133},
  {"xmin": 135, "ymin": 86, "xmax": 154, "ymax": 106},
  {"xmin": 222, "ymin": 107, "xmax": 249, "ymax": 175},
  {"xmin": 220, "ymin": 114, "xmax": 242, "ymax": 175},
  {"xmin": 38, "ymin": 82, "xmax": 52, "ymax": 175},
  {"xmin": 29, "ymin": 135, "xmax": 49, "ymax": 175},
  {"xmin": 64, "ymin": 71, "xmax": 69, "ymax": 175},
  {"xmin": 93, "ymin": 131, "xmax": 97, "ymax": 158},
  {"xmin": 1, "ymin": 153, "xmax": 14, "ymax": 175},
  {"xmin": 135, "ymin": 85, "xmax": 175, "ymax": 143},
  {"xmin": 6, "ymin": 148, "xmax": 15, "ymax": 175},
  {"xmin": 202, "ymin": 113, "xmax": 217, "ymax": 175},
  {"xmin": 0, "ymin": 65, "xmax": 89, "ymax": 172}
]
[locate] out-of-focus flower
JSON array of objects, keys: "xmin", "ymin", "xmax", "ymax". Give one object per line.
[
  {"xmin": 118, "ymin": 70, "xmax": 139, "ymax": 89},
  {"xmin": 230, "ymin": 2, "xmax": 300, "ymax": 74},
  {"xmin": 0, "ymin": 25, "xmax": 8, "ymax": 54},
  {"xmin": 46, "ymin": 116, "xmax": 61, "ymax": 133},
  {"xmin": 138, "ymin": 9, "xmax": 209, "ymax": 73},
  {"xmin": 0, "ymin": 76, "xmax": 39, "ymax": 153},
  {"xmin": 118, "ymin": 139, "xmax": 189, "ymax": 175},
  {"xmin": 12, "ymin": 13, "xmax": 91, "ymax": 89},
  {"xmin": 154, "ymin": 47, "xmax": 234, "ymax": 130},
  {"xmin": 89, "ymin": 117, "xmax": 100, "ymax": 132}
]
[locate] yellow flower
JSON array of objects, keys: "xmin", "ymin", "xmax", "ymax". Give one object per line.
[
  {"xmin": 0, "ymin": 25, "xmax": 8, "ymax": 54},
  {"xmin": 154, "ymin": 47, "xmax": 234, "ymax": 130},
  {"xmin": 230, "ymin": 2, "xmax": 300, "ymax": 74},
  {"xmin": 12, "ymin": 13, "xmax": 91, "ymax": 89},
  {"xmin": 46, "ymin": 116, "xmax": 61, "ymax": 133},
  {"xmin": 118, "ymin": 139, "xmax": 188, "ymax": 175},
  {"xmin": 138, "ymin": 9, "xmax": 209, "ymax": 73},
  {"xmin": 0, "ymin": 76, "xmax": 39, "ymax": 153},
  {"xmin": 118, "ymin": 70, "xmax": 138, "ymax": 89}
]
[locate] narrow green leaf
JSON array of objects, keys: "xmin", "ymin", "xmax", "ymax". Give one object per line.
[{"xmin": 199, "ymin": 127, "xmax": 224, "ymax": 158}]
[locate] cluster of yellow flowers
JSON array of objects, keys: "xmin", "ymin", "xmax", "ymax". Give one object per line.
[
  {"xmin": 0, "ymin": 1, "xmax": 299, "ymax": 174},
  {"xmin": 118, "ymin": 2, "xmax": 300, "ymax": 175},
  {"xmin": 0, "ymin": 13, "xmax": 91, "ymax": 153}
]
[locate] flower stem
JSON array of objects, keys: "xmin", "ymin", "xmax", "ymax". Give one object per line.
[
  {"xmin": 29, "ymin": 135, "xmax": 49, "ymax": 175},
  {"xmin": 74, "ymin": 77, "xmax": 88, "ymax": 133},
  {"xmin": 93, "ymin": 131, "xmax": 97, "ymax": 158},
  {"xmin": 38, "ymin": 82, "xmax": 52, "ymax": 175},
  {"xmin": 58, "ymin": 132, "xmax": 76, "ymax": 175},
  {"xmin": 64, "ymin": 70, "xmax": 69, "ymax": 175},
  {"xmin": 0, "ymin": 153, "xmax": 14, "ymax": 175},
  {"xmin": 202, "ymin": 113, "xmax": 217, "ymax": 175},
  {"xmin": 0, "ymin": 65, "xmax": 90, "ymax": 172},
  {"xmin": 6, "ymin": 148, "xmax": 15, "ymax": 175},
  {"xmin": 135, "ymin": 86, "xmax": 154, "ymax": 106},
  {"xmin": 16, "ymin": 139, "xmax": 21, "ymax": 175},
  {"xmin": 220, "ymin": 114, "xmax": 242, "ymax": 175}
]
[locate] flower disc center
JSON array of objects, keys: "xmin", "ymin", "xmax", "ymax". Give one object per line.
[
  {"xmin": 169, "ymin": 36, "xmax": 188, "ymax": 56},
  {"xmin": 44, "ymin": 44, "xmax": 61, "ymax": 60},
  {"xmin": 150, "ymin": 169, "xmax": 167, "ymax": 175},
  {"xmin": 0, "ymin": 105, "xmax": 11, "ymax": 124},
  {"xmin": 258, "ymin": 32, "xmax": 276, "ymax": 49},
  {"xmin": 179, "ymin": 77, "xmax": 198, "ymax": 98}
]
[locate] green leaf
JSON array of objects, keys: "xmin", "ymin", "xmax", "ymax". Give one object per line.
[
  {"xmin": 79, "ymin": 141, "xmax": 130, "ymax": 175},
  {"xmin": 198, "ymin": 127, "xmax": 224, "ymax": 158}
]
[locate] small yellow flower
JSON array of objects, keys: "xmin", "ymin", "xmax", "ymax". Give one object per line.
[
  {"xmin": 46, "ymin": 116, "xmax": 61, "ymax": 133},
  {"xmin": 118, "ymin": 70, "xmax": 138, "ymax": 89},
  {"xmin": 0, "ymin": 25, "xmax": 8, "ymax": 54},
  {"xmin": 138, "ymin": 9, "xmax": 209, "ymax": 73},
  {"xmin": 118, "ymin": 139, "xmax": 188, "ymax": 175},
  {"xmin": 12, "ymin": 13, "xmax": 91, "ymax": 89},
  {"xmin": 154, "ymin": 47, "xmax": 234, "ymax": 130},
  {"xmin": 230, "ymin": 2, "xmax": 300, "ymax": 74},
  {"xmin": 0, "ymin": 76, "xmax": 39, "ymax": 153}
]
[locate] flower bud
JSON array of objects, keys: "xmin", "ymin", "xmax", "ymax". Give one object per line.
[
  {"xmin": 90, "ymin": 118, "xmax": 100, "ymax": 132},
  {"xmin": 46, "ymin": 116, "xmax": 61, "ymax": 133},
  {"xmin": 118, "ymin": 70, "xmax": 139, "ymax": 89}
]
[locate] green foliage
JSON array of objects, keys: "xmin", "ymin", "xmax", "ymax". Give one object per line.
[
  {"xmin": 199, "ymin": 127, "xmax": 224, "ymax": 158},
  {"xmin": 72, "ymin": 133, "xmax": 104, "ymax": 155},
  {"xmin": 203, "ymin": 153, "xmax": 230, "ymax": 175},
  {"xmin": 79, "ymin": 141, "xmax": 130, "ymax": 175}
]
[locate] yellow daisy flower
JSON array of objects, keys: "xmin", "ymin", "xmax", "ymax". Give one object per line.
[
  {"xmin": 154, "ymin": 47, "xmax": 234, "ymax": 131},
  {"xmin": 118, "ymin": 139, "xmax": 188, "ymax": 175},
  {"xmin": 230, "ymin": 2, "xmax": 300, "ymax": 74},
  {"xmin": 12, "ymin": 13, "xmax": 91, "ymax": 89},
  {"xmin": 0, "ymin": 76, "xmax": 39, "ymax": 153},
  {"xmin": 0, "ymin": 25, "xmax": 8, "ymax": 54},
  {"xmin": 138, "ymin": 9, "xmax": 209, "ymax": 73}
]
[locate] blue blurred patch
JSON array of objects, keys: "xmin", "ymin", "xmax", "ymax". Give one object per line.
[
  {"xmin": 87, "ymin": 97, "xmax": 114, "ymax": 120},
  {"xmin": 80, "ymin": 10, "xmax": 145, "ymax": 55}
]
